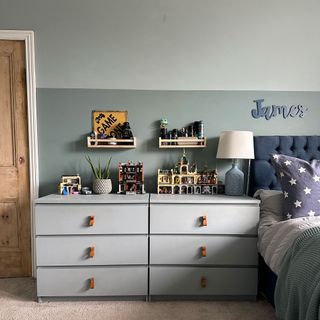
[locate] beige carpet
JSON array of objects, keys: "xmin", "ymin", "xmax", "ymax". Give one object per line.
[{"xmin": 0, "ymin": 278, "xmax": 277, "ymax": 320}]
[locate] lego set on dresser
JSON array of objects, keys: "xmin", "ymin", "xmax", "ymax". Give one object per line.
[{"xmin": 57, "ymin": 113, "xmax": 250, "ymax": 196}]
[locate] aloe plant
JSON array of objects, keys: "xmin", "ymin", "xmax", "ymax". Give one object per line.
[{"xmin": 85, "ymin": 155, "xmax": 112, "ymax": 179}]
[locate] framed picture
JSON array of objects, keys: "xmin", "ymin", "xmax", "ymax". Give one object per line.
[{"xmin": 92, "ymin": 110, "xmax": 128, "ymax": 137}]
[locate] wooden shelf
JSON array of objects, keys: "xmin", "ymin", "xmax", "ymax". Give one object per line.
[
  {"xmin": 159, "ymin": 137, "xmax": 206, "ymax": 148},
  {"xmin": 87, "ymin": 137, "xmax": 136, "ymax": 148}
]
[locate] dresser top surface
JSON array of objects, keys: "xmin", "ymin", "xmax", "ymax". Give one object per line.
[
  {"xmin": 150, "ymin": 194, "xmax": 260, "ymax": 204},
  {"xmin": 36, "ymin": 194, "xmax": 150, "ymax": 204},
  {"xmin": 36, "ymin": 193, "xmax": 260, "ymax": 205}
]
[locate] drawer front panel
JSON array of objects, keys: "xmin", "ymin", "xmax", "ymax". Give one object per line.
[
  {"xmin": 37, "ymin": 266, "xmax": 148, "ymax": 296},
  {"xmin": 150, "ymin": 204, "xmax": 259, "ymax": 235},
  {"xmin": 37, "ymin": 235, "xmax": 148, "ymax": 266},
  {"xmin": 35, "ymin": 204, "xmax": 148, "ymax": 235},
  {"xmin": 150, "ymin": 235, "xmax": 257, "ymax": 266},
  {"xmin": 150, "ymin": 266, "xmax": 257, "ymax": 296}
]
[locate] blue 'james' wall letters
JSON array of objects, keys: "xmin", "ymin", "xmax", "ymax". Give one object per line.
[{"xmin": 251, "ymin": 99, "xmax": 308, "ymax": 120}]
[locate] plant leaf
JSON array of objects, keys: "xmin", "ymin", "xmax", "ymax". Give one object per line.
[
  {"xmin": 85, "ymin": 155, "xmax": 112, "ymax": 180},
  {"xmin": 104, "ymin": 156, "xmax": 112, "ymax": 179},
  {"xmin": 85, "ymin": 155, "xmax": 99, "ymax": 179}
]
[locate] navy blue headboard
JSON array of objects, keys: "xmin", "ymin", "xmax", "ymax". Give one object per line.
[{"xmin": 250, "ymin": 136, "xmax": 320, "ymax": 195}]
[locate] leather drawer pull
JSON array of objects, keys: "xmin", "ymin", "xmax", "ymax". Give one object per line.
[
  {"xmin": 89, "ymin": 278, "xmax": 95, "ymax": 289},
  {"xmin": 200, "ymin": 215, "xmax": 207, "ymax": 227},
  {"xmin": 89, "ymin": 246, "xmax": 95, "ymax": 258},
  {"xmin": 88, "ymin": 215, "xmax": 95, "ymax": 227},
  {"xmin": 201, "ymin": 246, "xmax": 207, "ymax": 257},
  {"xmin": 201, "ymin": 276, "xmax": 207, "ymax": 288}
]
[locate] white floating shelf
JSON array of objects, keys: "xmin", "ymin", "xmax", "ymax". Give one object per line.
[
  {"xmin": 87, "ymin": 136, "xmax": 137, "ymax": 148},
  {"xmin": 159, "ymin": 137, "xmax": 206, "ymax": 148}
]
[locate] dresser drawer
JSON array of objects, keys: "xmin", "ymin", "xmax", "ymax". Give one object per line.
[
  {"xmin": 37, "ymin": 235, "xmax": 148, "ymax": 266},
  {"xmin": 150, "ymin": 204, "xmax": 259, "ymax": 235},
  {"xmin": 150, "ymin": 266, "xmax": 257, "ymax": 296},
  {"xmin": 150, "ymin": 235, "xmax": 257, "ymax": 266},
  {"xmin": 37, "ymin": 266, "xmax": 148, "ymax": 297},
  {"xmin": 35, "ymin": 204, "xmax": 148, "ymax": 235}
]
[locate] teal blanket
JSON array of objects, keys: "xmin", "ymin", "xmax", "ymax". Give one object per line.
[{"xmin": 275, "ymin": 226, "xmax": 320, "ymax": 320}]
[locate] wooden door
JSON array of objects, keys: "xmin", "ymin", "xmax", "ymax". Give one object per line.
[{"xmin": 0, "ymin": 40, "xmax": 31, "ymax": 277}]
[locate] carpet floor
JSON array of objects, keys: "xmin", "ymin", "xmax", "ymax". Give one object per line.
[{"xmin": 0, "ymin": 278, "xmax": 277, "ymax": 320}]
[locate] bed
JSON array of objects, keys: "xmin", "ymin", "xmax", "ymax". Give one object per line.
[{"xmin": 250, "ymin": 135, "xmax": 320, "ymax": 312}]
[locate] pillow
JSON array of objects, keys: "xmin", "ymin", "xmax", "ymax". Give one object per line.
[
  {"xmin": 253, "ymin": 189, "xmax": 283, "ymax": 217},
  {"xmin": 253, "ymin": 189, "xmax": 283, "ymax": 225},
  {"xmin": 270, "ymin": 154, "xmax": 320, "ymax": 220}
]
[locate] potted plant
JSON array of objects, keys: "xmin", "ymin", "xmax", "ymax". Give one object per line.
[{"xmin": 85, "ymin": 155, "xmax": 112, "ymax": 194}]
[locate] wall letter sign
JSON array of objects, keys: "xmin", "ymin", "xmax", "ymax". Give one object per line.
[{"xmin": 251, "ymin": 99, "xmax": 308, "ymax": 120}]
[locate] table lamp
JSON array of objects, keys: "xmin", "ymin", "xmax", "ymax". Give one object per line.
[{"xmin": 216, "ymin": 131, "xmax": 254, "ymax": 196}]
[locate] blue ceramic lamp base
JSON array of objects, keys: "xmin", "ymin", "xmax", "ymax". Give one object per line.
[{"xmin": 225, "ymin": 162, "xmax": 244, "ymax": 196}]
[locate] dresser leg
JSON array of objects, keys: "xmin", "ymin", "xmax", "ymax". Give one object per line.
[{"xmin": 37, "ymin": 297, "xmax": 43, "ymax": 303}]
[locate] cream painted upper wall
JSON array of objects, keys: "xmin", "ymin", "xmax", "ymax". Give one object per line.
[{"xmin": 1, "ymin": 0, "xmax": 319, "ymax": 90}]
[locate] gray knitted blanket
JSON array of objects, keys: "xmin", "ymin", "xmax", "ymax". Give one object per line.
[{"xmin": 275, "ymin": 226, "xmax": 320, "ymax": 320}]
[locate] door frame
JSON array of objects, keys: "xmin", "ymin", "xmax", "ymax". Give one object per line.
[{"xmin": 0, "ymin": 30, "xmax": 38, "ymax": 276}]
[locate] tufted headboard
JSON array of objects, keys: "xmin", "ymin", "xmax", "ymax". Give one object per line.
[{"xmin": 249, "ymin": 136, "xmax": 320, "ymax": 195}]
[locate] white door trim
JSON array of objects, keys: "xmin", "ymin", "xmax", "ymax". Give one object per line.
[{"xmin": 0, "ymin": 30, "xmax": 38, "ymax": 276}]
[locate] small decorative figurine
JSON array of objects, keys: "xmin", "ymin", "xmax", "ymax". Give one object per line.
[
  {"xmin": 118, "ymin": 161, "xmax": 146, "ymax": 194},
  {"xmin": 160, "ymin": 118, "xmax": 168, "ymax": 139},
  {"xmin": 108, "ymin": 132, "xmax": 117, "ymax": 145},
  {"xmin": 157, "ymin": 152, "xmax": 218, "ymax": 195},
  {"xmin": 81, "ymin": 187, "xmax": 92, "ymax": 195},
  {"xmin": 98, "ymin": 133, "xmax": 107, "ymax": 139},
  {"xmin": 121, "ymin": 122, "xmax": 133, "ymax": 139},
  {"xmin": 58, "ymin": 175, "xmax": 82, "ymax": 195},
  {"xmin": 90, "ymin": 131, "xmax": 97, "ymax": 140},
  {"xmin": 160, "ymin": 118, "xmax": 168, "ymax": 129}
]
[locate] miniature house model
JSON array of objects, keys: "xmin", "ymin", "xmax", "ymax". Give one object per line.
[
  {"xmin": 118, "ymin": 161, "xmax": 146, "ymax": 194},
  {"xmin": 157, "ymin": 152, "xmax": 218, "ymax": 195},
  {"xmin": 58, "ymin": 175, "xmax": 82, "ymax": 195}
]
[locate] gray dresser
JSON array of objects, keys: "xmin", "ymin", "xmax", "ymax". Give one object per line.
[
  {"xmin": 149, "ymin": 194, "xmax": 260, "ymax": 300},
  {"xmin": 35, "ymin": 194, "xmax": 149, "ymax": 301},
  {"xmin": 35, "ymin": 193, "xmax": 260, "ymax": 301}
]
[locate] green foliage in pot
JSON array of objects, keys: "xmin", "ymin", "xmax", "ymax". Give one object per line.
[{"xmin": 85, "ymin": 155, "xmax": 112, "ymax": 179}]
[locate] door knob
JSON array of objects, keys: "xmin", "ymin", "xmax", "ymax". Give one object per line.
[
  {"xmin": 89, "ymin": 277, "xmax": 95, "ymax": 289},
  {"xmin": 201, "ymin": 276, "xmax": 207, "ymax": 288},
  {"xmin": 19, "ymin": 156, "xmax": 25, "ymax": 164},
  {"xmin": 89, "ymin": 246, "xmax": 95, "ymax": 258},
  {"xmin": 201, "ymin": 246, "xmax": 207, "ymax": 257},
  {"xmin": 200, "ymin": 215, "xmax": 207, "ymax": 227},
  {"xmin": 88, "ymin": 215, "xmax": 95, "ymax": 226}
]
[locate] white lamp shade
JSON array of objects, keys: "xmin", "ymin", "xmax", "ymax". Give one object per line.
[{"xmin": 216, "ymin": 131, "xmax": 254, "ymax": 159}]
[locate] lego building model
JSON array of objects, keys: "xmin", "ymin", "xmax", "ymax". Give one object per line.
[
  {"xmin": 118, "ymin": 161, "xmax": 146, "ymax": 194},
  {"xmin": 58, "ymin": 175, "xmax": 82, "ymax": 195},
  {"xmin": 157, "ymin": 152, "xmax": 218, "ymax": 195}
]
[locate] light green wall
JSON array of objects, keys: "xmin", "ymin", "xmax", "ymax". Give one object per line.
[
  {"xmin": 37, "ymin": 89, "xmax": 320, "ymax": 195},
  {"xmin": 1, "ymin": 0, "xmax": 320, "ymax": 90}
]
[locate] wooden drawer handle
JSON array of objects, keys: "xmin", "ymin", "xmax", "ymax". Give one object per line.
[
  {"xmin": 200, "ymin": 215, "xmax": 207, "ymax": 227},
  {"xmin": 89, "ymin": 277, "xmax": 95, "ymax": 289},
  {"xmin": 201, "ymin": 246, "xmax": 207, "ymax": 257},
  {"xmin": 89, "ymin": 215, "xmax": 95, "ymax": 227},
  {"xmin": 201, "ymin": 276, "xmax": 207, "ymax": 288},
  {"xmin": 89, "ymin": 246, "xmax": 95, "ymax": 258}
]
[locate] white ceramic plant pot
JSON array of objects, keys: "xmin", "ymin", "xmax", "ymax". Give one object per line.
[{"xmin": 93, "ymin": 179, "xmax": 112, "ymax": 194}]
